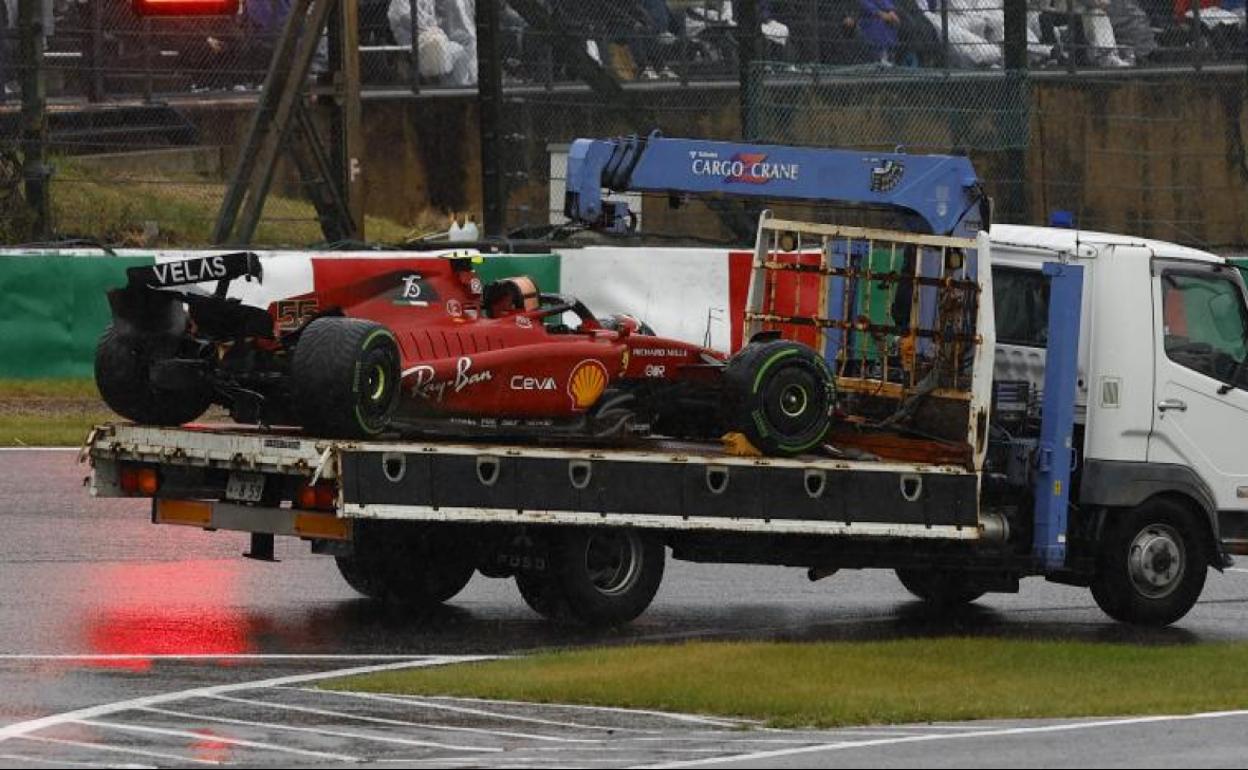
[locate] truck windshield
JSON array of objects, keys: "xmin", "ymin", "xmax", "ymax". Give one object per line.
[{"xmin": 1161, "ymin": 270, "xmax": 1248, "ymax": 385}]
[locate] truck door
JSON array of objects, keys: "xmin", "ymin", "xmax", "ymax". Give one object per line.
[{"xmin": 1148, "ymin": 259, "xmax": 1248, "ymax": 509}]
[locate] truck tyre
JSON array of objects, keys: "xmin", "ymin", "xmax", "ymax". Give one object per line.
[
  {"xmin": 721, "ymin": 339, "xmax": 833, "ymax": 456},
  {"xmin": 895, "ymin": 568, "xmax": 987, "ymax": 606},
  {"xmin": 1090, "ymin": 498, "xmax": 1208, "ymax": 627},
  {"xmin": 95, "ymin": 325, "xmax": 212, "ymax": 426},
  {"xmin": 292, "ymin": 317, "xmax": 401, "ymax": 438},
  {"xmin": 514, "ymin": 528, "xmax": 664, "ymax": 626},
  {"xmin": 336, "ymin": 523, "xmax": 476, "ymax": 607}
]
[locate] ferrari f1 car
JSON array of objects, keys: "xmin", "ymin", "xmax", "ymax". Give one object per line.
[{"xmin": 95, "ymin": 252, "xmax": 835, "ymax": 455}]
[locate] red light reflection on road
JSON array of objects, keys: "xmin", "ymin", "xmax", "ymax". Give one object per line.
[{"xmin": 81, "ymin": 561, "xmax": 257, "ymax": 671}]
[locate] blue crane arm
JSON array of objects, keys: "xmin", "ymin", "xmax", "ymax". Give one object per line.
[{"xmin": 564, "ymin": 133, "xmax": 990, "ymax": 237}]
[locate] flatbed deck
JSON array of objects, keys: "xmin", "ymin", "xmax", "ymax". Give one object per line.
[{"xmin": 87, "ymin": 423, "xmax": 983, "ymax": 542}]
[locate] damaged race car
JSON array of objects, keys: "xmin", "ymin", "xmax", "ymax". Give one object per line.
[{"xmin": 95, "ymin": 252, "xmax": 835, "ymax": 455}]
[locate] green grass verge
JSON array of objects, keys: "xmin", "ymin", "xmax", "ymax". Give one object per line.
[
  {"xmin": 0, "ymin": 378, "xmax": 109, "ymax": 447},
  {"xmin": 0, "ymin": 412, "xmax": 112, "ymax": 447},
  {"xmin": 323, "ymin": 639, "xmax": 1248, "ymax": 728},
  {"xmin": 46, "ymin": 159, "xmax": 429, "ymax": 247}
]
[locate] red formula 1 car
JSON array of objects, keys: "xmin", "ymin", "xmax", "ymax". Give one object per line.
[{"xmin": 95, "ymin": 252, "xmax": 834, "ymax": 455}]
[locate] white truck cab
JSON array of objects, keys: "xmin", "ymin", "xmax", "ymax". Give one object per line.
[{"xmin": 989, "ymin": 225, "xmax": 1248, "ymax": 562}]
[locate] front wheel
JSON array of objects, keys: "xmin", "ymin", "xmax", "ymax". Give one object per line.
[
  {"xmin": 721, "ymin": 339, "xmax": 834, "ymax": 456},
  {"xmin": 515, "ymin": 527, "xmax": 665, "ymax": 626},
  {"xmin": 1090, "ymin": 498, "xmax": 1208, "ymax": 627}
]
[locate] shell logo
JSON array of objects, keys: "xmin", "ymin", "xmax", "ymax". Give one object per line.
[{"xmin": 568, "ymin": 359, "xmax": 609, "ymax": 410}]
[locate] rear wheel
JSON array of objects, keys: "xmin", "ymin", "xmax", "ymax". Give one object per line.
[
  {"xmin": 336, "ymin": 522, "xmax": 476, "ymax": 607},
  {"xmin": 1090, "ymin": 498, "xmax": 1208, "ymax": 627},
  {"xmin": 94, "ymin": 324, "xmax": 212, "ymax": 425},
  {"xmin": 895, "ymin": 568, "xmax": 987, "ymax": 606},
  {"xmin": 721, "ymin": 339, "xmax": 834, "ymax": 456},
  {"xmin": 515, "ymin": 527, "xmax": 664, "ymax": 626},
  {"xmin": 292, "ymin": 317, "xmax": 401, "ymax": 438}
]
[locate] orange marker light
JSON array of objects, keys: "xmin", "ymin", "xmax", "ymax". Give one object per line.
[
  {"xmin": 296, "ymin": 484, "xmax": 318, "ymax": 510},
  {"xmin": 137, "ymin": 468, "xmax": 160, "ymax": 496}
]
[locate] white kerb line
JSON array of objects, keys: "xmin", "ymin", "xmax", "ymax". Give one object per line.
[
  {"xmin": 633, "ymin": 709, "xmax": 1248, "ymax": 769},
  {"xmin": 0, "ymin": 655, "xmax": 501, "ymax": 743}
]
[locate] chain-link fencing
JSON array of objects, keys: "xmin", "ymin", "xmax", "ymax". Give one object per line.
[{"xmin": 0, "ymin": 0, "xmax": 1245, "ymax": 248}]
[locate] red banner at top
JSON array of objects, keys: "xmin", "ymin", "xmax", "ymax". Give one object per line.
[{"xmin": 132, "ymin": 0, "xmax": 239, "ymax": 16}]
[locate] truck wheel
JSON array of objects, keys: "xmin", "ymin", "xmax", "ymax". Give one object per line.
[
  {"xmin": 1090, "ymin": 498, "xmax": 1208, "ymax": 627},
  {"xmin": 292, "ymin": 317, "xmax": 401, "ymax": 438},
  {"xmin": 895, "ymin": 568, "xmax": 987, "ymax": 606},
  {"xmin": 336, "ymin": 523, "xmax": 476, "ymax": 606},
  {"xmin": 94, "ymin": 325, "xmax": 212, "ymax": 425},
  {"xmin": 721, "ymin": 339, "xmax": 833, "ymax": 456},
  {"xmin": 514, "ymin": 528, "xmax": 664, "ymax": 626}
]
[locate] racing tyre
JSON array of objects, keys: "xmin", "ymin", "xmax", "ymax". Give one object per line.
[
  {"xmin": 721, "ymin": 339, "xmax": 834, "ymax": 456},
  {"xmin": 895, "ymin": 568, "xmax": 987, "ymax": 606},
  {"xmin": 336, "ymin": 522, "xmax": 476, "ymax": 606},
  {"xmin": 292, "ymin": 317, "xmax": 401, "ymax": 438},
  {"xmin": 1090, "ymin": 498, "xmax": 1208, "ymax": 627},
  {"xmin": 514, "ymin": 528, "xmax": 664, "ymax": 626},
  {"xmin": 94, "ymin": 325, "xmax": 212, "ymax": 425}
]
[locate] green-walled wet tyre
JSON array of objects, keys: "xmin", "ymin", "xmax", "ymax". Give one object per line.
[
  {"xmin": 721, "ymin": 339, "xmax": 834, "ymax": 456},
  {"xmin": 292, "ymin": 317, "xmax": 401, "ymax": 438}
]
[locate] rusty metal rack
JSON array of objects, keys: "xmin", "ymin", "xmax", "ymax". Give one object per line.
[{"xmin": 745, "ymin": 214, "xmax": 990, "ymax": 455}]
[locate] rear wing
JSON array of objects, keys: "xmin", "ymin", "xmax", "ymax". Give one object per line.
[{"xmin": 125, "ymin": 252, "xmax": 264, "ymax": 295}]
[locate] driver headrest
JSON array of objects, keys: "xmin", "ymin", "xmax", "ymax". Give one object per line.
[{"xmin": 484, "ymin": 276, "xmax": 540, "ymax": 313}]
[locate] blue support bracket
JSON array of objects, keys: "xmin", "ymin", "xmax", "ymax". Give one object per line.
[{"xmin": 1033, "ymin": 261, "xmax": 1085, "ymax": 571}]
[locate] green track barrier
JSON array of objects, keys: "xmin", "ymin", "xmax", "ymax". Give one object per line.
[
  {"xmin": 0, "ymin": 255, "xmax": 155, "ymax": 379},
  {"xmin": 0, "ymin": 252, "xmax": 562, "ymax": 379}
]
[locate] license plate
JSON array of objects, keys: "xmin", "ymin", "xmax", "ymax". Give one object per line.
[{"xmin": 226, "ymin": 472, "xmax": 266, "ymax": 503}]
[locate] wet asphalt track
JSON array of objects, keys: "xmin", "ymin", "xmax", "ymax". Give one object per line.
[{"xmin": 1, "ymin": 448, "xmax": 1247, "ymax": 767}]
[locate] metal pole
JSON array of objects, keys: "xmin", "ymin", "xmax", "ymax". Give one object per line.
[
  {"xmin": 477, "ymin": 0, "xmax": 506, "ymax": 237},
  {"xmin": 733, "ymin": 0, "xmax": 753, "ymax": 140},
  {"xmin": 737, "ymin": 0, "xmax": 759, "ymax": 140},
  {"xmin": 329, "ymin": 0, "xmax": 363, "ymax": 240},
  {"xmin": 1003, "ymin": 0, "xmax": 1029, "ymax": 224},
  {"xmin": 18, "ymin": 0, "xmax": 51, "ymax": 239},
  {"xmin": 940, "ymin": 0, "xmax": 949, "ymax": 70},
  {"xmin": 408, "ymin": 0, "xmax": 420, "ymax": 94},
  {"xmin": 142, "ymin": 16, "xmax": 153, "ymax": 102},
  {"xmin": 89, "ymin": 0, "xmax": 103, "ymax": 101}
]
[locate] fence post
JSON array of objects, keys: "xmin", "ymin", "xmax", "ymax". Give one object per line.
[
  {"xmin": 940, "ymin": 0, "xmax": 949, "ymax": 70},
  {"xmin": 1003, "ymin": 0, "xmax": 1029, "ymax": 225},
  {"xmin": 737, "ymin": 0, "xmax": 759, "ymax": 140},
  {"xmin": 18, "ymin": 0, "xmax": 51, "ymax": 239},
  {"xmin": 477, "ymin": 0, "xmax": 506, "ymax": 237},
  {"xmin": 407, "ymin": 0, "xmax": 421, "ymax": 95}
]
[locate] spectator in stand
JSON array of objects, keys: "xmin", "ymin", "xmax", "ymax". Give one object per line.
[
  {"xmin": 1108, "ymin": 0, "xmax": 1157, "ymax": 63},
  {"xmin": 927, "ymin": 0, "xmax": 1005, "ymax": 67},
  {"xmin": 859, "ymin": 0, "xmax": 903, "ymax": 62},
  {"xmin": 631, "ymin": 0, "xmax": 683, "ymax": 79},
  {"xmin": 388, "ymin": 0, "xmax": 477, "ymax": 86},
  {"xmin": 241, "ymin": 0, "xmax": 292, "ymax": 81},
  {"xmin": 894, "ymin": 0, "xmax": 943, "ymax": 64}
]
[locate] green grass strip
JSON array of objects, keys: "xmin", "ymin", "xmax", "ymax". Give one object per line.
[
  {"xmin": 323, "ymin": 639, "xmax": 1248, "ymax": 728},
  {"xmin": 0, "ymin": 378, "xmax": 107, "ymax": 446}
]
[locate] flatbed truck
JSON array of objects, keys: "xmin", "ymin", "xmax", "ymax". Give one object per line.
[{"xmin": 84, "ymin": 135, "xmax": 1248, "ymax": 627}]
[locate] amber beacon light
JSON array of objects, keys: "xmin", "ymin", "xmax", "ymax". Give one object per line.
[{"xmin": 132, "ymin": 0, "xmax": 239, "ymax": 16}]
